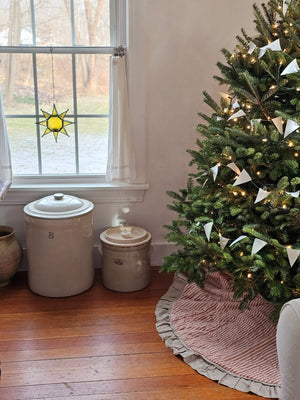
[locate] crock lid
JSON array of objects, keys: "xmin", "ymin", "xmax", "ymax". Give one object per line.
[
  {"xmin": 100, "ymin": 226, "xmax": 151, "ymax": 246},
  {"xmin": 23, "ymin": 193, "xmax": 94, "ymax": 219}
]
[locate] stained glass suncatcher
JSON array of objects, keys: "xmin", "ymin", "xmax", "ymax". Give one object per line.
[{"xmin": 38, "ymin": 104, "xmax": 73, "ymax": 142}]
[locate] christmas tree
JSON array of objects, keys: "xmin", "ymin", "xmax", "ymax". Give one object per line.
[{"xmin": 161, "ymin": 0, "xmax": 300, "ymax": 317}]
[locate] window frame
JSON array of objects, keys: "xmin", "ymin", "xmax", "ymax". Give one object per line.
[
  {"xmin": 1, "ymin": 0, "xmax": 148, "ymax": 204},
  {"xmin": 1, "ymin": 0, "xmax": 120, "ymax": 178}
]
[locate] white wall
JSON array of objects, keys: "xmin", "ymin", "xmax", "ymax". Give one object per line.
[
  {"xmin": 128, "ymin": 0, "xmax": 255, "ymax": 263},
  {"xmin": 0, "ymin": 0, "xmax": 255, "ymax": 267}
]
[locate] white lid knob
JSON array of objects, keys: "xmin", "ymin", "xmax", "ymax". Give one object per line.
[{"xmin": 53, "ymin": 193, "xmax": 64, "ymax": 200}]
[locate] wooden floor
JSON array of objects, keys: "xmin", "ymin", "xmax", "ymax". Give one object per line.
[{"xmin": 0, "ymin": 268, "xmax": 268, "ymax": 400}]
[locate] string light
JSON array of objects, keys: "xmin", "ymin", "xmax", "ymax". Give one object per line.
[
  {"xmin": 282, "ymin": 204, "xmax": 287, "ymax": 209},
  {"xmin": 247, "ymin": 273, "xmax": 253, "ymax": 279},
  {"xmin": 288, "ymin": 141, "xmax": 294, "ymax": 147},
  {"xmin": 294, "ymin": 152, "xmax": 299, "ymax": 157}
]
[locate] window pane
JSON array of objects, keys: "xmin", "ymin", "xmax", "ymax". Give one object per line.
[
  {"xmin": 0, "ymin": 53, "xmax": 35, "ymax": 115},
  {"xmin": 41, "ymin": 124, "xmax": 76, "ymax": 174},
  {"xmin": 76, "ymin": 54, "xmax": 109, "ymax": 115},
  {"xmin": 0, "ymin": 0, "xmax": 32, "ymax": 46},
  {"xmin": 34, "ymin": 0, "xmax": 72, "ymax": 46},
  {"xmin": 74, "ymin": 0, "xmax": 110, "ymax": 46},
  {"xmin": 37, "ymin": 54, "xmax": 73, "ymax": 110},
  {"xmin": 78, "ymin": 118, "xmax": 108, "ymax": 174},
  {"xmin": 6, "ymin": 118, "xmax": 39, "ymax": 175}
]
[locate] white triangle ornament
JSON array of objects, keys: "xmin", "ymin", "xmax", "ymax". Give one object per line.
[
  {"xmin": 228, "ymin": 109, "xmax": 246, "ymax": 121},
  {"xmin": 287, "ymin": 248, "xmax": 300, "ymax": 267},
  {"xmin": 230, "ymin": 235, "xmax": 247, "ymax": 247},
  {"xmin": 219, "ymin": 235, "xmax": 230, "ymax": 250},
  {"xmin": 283, "ymin": 0, "xmax": 291, "ymax": 16},
  {"xmin": 248, "ymin": 41, "xmax": 256, "ymax": 54},
  {"xmin": 286, "ymin": 190, "xmax": 300, "ymax": 198},
  {"xmin": 251, "ymin": 238, "xmax": 267, "ymax": 256},
  {"xmin": 272, "ymin": 116, "xmax": 283, "ymax": 134},
  {"xmin": 233, "ymin": 169, "xmax": 252, "ymax": 186},
  {"xmin": 210, "ymin": 164, "xmax": 219, "ymax": 181},
  {"xmin": 204, "ymin": 222, "xmax": 213, "ymax": 241},
  {"xmin": 281, "ymin": 59, "xmax": 300, "ymax": 76},
  {"xmin": 259, "ymin": 39, "xmax": 281, "ymax": 59},
  {"xmin": 227, "ymin": 162, "xmax": 241, "ymax": 175},
  {"xmin": 254, "ymin": 188, "xmax": 271, "ymax": 204},
  {"xmin": 284, "ymin": 119, "xmax": 300, "ymax": 138},
  {"xmin": 232, "ymin": 101, "xmax": 240, "ymax": 109}
]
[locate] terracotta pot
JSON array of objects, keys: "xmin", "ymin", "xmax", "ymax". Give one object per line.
[{"xmin": 0, "ymin": 225, "xmax": 22, "ymax": 287}]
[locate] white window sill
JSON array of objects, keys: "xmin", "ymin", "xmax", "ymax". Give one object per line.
[{"xmin": 2, "ymin": 181, "xmax": 149, "ymax": 205}]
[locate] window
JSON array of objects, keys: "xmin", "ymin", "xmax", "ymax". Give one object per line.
[{"xmin": 0, "ymin": 0, "xmax": 125, "ymax": 178}]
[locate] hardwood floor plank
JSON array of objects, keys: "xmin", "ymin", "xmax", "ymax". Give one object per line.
[
  {"xmin": 1, "ymin": 353, "xmax": 193, "ymax": 387},
  {"xmin": 0, "ymin": 375, "xmax": 265, "ymax": 400},
  {"xmin": 0, "ymin": 308, "xmax": 161, "ymax": 342},
  {"xmin": 0, "ymin": 332, "xmax": 170, "ymax": 362},
  {"xmin": 0, "ymin": 341, "xmax": 170, "ymax": 363}
]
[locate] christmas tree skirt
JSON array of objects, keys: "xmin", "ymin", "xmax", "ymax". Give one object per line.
[{"xmin": 155, "ymin": 272, "xmax": 281, "ymax": 398}]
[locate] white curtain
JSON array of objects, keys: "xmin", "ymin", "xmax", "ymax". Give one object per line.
[
  {"xmin": 106, "ymin": 56, "xmax": 136, "ymax": 182},
  {"xmin": 0, "ymin": 93, "xmax": 12, "ymax": 199}
]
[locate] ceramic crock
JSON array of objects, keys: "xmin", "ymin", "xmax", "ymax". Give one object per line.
[
  {"xmin": 0, "ymin": 225, "xmax": 22, "ymax": 287},
  {"xmin": 100, "ymin": 225, "xmax": 152, "ymax": 292},
  {"xmin": 23, "ymin": 193, "xmax": 94, "ymax": 297}
]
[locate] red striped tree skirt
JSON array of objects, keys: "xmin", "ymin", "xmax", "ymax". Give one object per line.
[{"xmin": 155, "ymin": 272, "xmax": 281, "ymax": 398}]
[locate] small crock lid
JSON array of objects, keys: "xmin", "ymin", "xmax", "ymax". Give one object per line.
[
  {"xmin": 100, "ymin": 225, "xmax": 151, "ymax": 246},
  {"xmin": 23, "ymin": 193, "xmax": 94, "ymax": 219}
]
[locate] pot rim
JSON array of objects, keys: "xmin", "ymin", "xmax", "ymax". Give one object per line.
[{"xmin": 0, "ymin": 225, "xmax": 15, "ymax": 239}]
